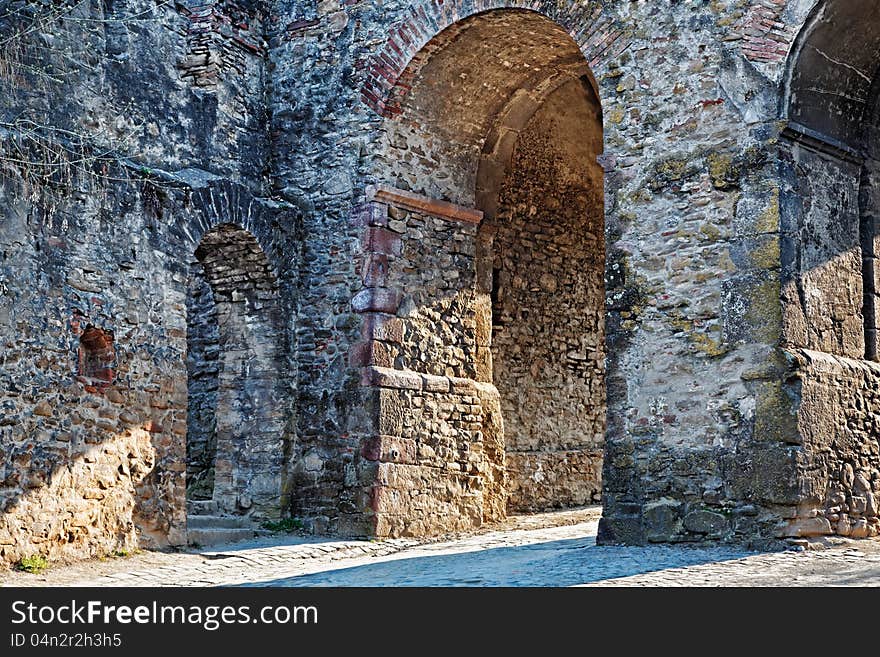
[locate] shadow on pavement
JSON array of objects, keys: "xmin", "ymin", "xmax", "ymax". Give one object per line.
[{"xmin": 239, "ymin": 536, "xmax": 761, "ymax": 587}]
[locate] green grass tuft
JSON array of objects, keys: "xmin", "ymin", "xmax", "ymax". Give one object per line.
[{"xmin": 16, "ymin": 555, "xmax": 49, "ymax": 574}]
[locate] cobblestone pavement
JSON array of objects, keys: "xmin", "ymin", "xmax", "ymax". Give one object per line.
[{"xmin": 4, "ymin": 508, "xmax": 880, "ymax": 587}]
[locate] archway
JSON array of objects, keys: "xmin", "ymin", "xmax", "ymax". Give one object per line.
[
  {"xmin": 185, "ymin": 223, "xmax": 288, "ymax": 539},
  {"xmin": 781, "ymin": 0, "xmax": 880, "ymax": 539},
  {"xmin": 368, "ymin": 8, "xmax": 605, "ymax": 525}
]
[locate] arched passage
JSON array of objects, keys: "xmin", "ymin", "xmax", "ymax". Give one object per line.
[
  {"xmin": 362, "ymin": 8, "xmax": 605, "ymax": 530},
  {"xmin": 781, "ymin": 0, "xmax": 880, "ymax": 539},
  {"xmin": 185, "ymin": 223, "xmax": 288, "ymax": 528},
  {"xmin": 486, "ymin": 77, "xmax": 604, "ymax": 510},
  {"xmin": 783, "ymin": 0, "xmax": 880, "ymax": 361}
]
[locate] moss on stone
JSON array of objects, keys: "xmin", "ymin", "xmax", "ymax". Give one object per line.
[
  {"xmin": 741, "ymin": 350, "xmax": 791, "ymax": 381},
  {"xmin": 657, "ymin": 158, "xmax": 687, "ymax": 180},
  {"xmin": 690, "ymin": 329, "xmax": 729, "ymax": 357},
  {"xmin": 750, "ymin": 237, "xmax": 780, "ymax": 270},
  {"xmin": 648, "ymin": 157, "xmax": 692, "ymax": 192},
  {"xmin": 745, "ymin": 278, "xmax": 782, "ymax": 343},
  {"xmin": 707, "ymin": 152, "xmax": 735, "ymax": 189},
  {"xmin": 700, "ymin": 222, "xmax": 722, "ymax": 241},
  {"xmin": 756, "ymin": 188, "xmax": 780, "ymax": 234},
  {"xmin": 671, "ymin": 316, "xmax": 729, "ymax": 357},
  {"xmin": 754, "ymin": 380, "xmax": 799, "ymax": 443},
  {"xmin": 629, "ymin": 189, "xmax": 653, "ymax": 204},
  {"xmin": 670, "ymin": 317, "xmax": 692, "ymax": 333},
  {"xmin": 16, "ymin": 554, "xmax": 49, "ymax": 574}
]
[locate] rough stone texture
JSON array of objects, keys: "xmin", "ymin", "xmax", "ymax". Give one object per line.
[
  {"xmin": 7, "ymin": 0, "xmax": 880, "ymax": 565},
  {"xmin": 785, "ymin": 351, "xmax": 880, "ymax": 539},
  {"xmin": 506, "ymin": 451, "xmax": 603, "ymax": 512},
  {"xmin": 0, "ymin": 0, "xmax": 310, "ymax": 566},
  {"xmin": 776, "ymin": 0, "xmax": 880, "ymax": 541},
  {"xmin": 194, "ymin": 223, "xmax": 288, "ymax": 519},
  {"xmin": 351, "ymin": 198, "xmax": 506, "ymax": 535},
  {"xmin": 186, "ymin": 261, "xmax": 221, "ymax": 501},
  {"xmin": 489, "ymin": 78, "xmax": 605, "ymax": 511},
  {"xmin": 369, "ymin": 380, "xmax": 486, "ymax": 537},
  {"xmin": 381, "ymin": 206, "xmax": 479, "ymax": 381}
]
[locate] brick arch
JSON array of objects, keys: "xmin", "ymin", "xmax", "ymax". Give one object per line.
[
  {"xmin": 194, "ymin": 223, "xmax": 282, "ymax": 314},
  {"xmin": 171, "ymin": 180, "xmax": 302, "ymax": 533},
  {"xmin": 185, "ymin": 182, "xmax": 287, "ymax": 283},
  {"xmin": 372, "ymin": 7, "xmax": 615, "ymax": 207},
  {"xmin": 361, "ymin": 1, "xmax": 628, "ymax": 118}
]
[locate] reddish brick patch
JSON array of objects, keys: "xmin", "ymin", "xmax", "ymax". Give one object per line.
[
  {"xmin": 737, "ymin": 0, "xmax": 795, "ymax": 64},
  {"xmin": 78, "ymin": 325, "xmax": 116, "ymax": 388}
]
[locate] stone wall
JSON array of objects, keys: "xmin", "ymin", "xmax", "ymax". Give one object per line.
[
  {"xmin": 186, "ymin": 261, "xmax": 221, "ymax": 501},
  {"xmin": 381, "ymin": 205, "xmax": 479, "ymax": 381},
  {"xmin": 0, "ymin": 0, "xmax": 311, "ymax": 565},
  {"xmin": 194, "ymin": 223, "xmax": 288, "ymax": 519},
  {"xmin": 786, "ymin": 350, "xmax": 880, "ymax": 539},
  {"xmin": 780, "ymin": 145, "xmax": 863, "ymax": 358},
  {"xmin": 363, "ymin": 369, "xmax": 501, "ymax": 537},
  {"xmin": 9, "ymin": 0, "xmax": 880, "ymax": 565},
  {"xmin": 0, "ymin": 168, "xmax": 297, "ymax": 566},
  {"xmin": 774, "ymin": 0, "xmax": 880, "ymax": 541},
  {"xmin": 347, "ymin": 2, "xmax": 795, "ymax": 544},
  {"xmin": 0, "ymin": 171, "xmax": 189, "ymax": 563}
]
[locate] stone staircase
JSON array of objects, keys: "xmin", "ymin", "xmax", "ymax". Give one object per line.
[{"xmin": 186, "ymin": 500, "xmax": 260, "ymax": 547}]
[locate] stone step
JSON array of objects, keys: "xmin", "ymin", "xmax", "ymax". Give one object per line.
[
  {"xmin": 186, "ymin": 515, "xmax": 255, "ymax": 530},
  {"xmin": 187, "ymin": 500, "xmax": 218, "ymax": 516},
  {"xmin": 186, "ymin": 527, "xmax": 256, "ymax": 547}
]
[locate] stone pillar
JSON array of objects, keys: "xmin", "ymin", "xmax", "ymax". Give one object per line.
[{"xmin": 350, "ymin": 186, "xmax": 507, "ymax": 537}]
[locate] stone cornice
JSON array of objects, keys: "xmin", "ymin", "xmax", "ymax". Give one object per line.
[{"xmin": 366, "ymin": 184, "xmax": 483, "ymax": 225}]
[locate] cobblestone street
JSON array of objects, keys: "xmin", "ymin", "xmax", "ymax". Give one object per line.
[{"xmin": 3, "ymin": 508, "xmax": 880, "ymax": 587}]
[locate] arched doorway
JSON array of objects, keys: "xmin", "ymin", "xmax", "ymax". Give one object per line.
[
  {"xmin": 185, "ymin": 223, "xmax": 288, "ymax": 542},
  {"xmin": 360, "ymin": 8, "xmax": 605, "ymax": 533},
  {"xmin": 780, "ymin": 0, "xmax": 880, "ymax": 539},
  {"xmin": 481, "ymin": 74, "xmax": 604, "ymax": 511}
]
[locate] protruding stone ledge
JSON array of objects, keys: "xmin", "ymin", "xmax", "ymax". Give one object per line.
[
  {"xmin": 788, "ymin": 347, "xmax": 880, "ymax": 376},
  {"xmin": 366, "ymin": 184, "xmax": 483, "ymax": 225},
  {"xmin": 781, "ymin": 121, "xmax": 863, "ymax": 165},
  {"xmin": 360, "ymin": 366, "xmax": 499, "ymax": 398},
  {"xmin": 361, "ymin": 366, "xmax": 422, "ymax": 391}
]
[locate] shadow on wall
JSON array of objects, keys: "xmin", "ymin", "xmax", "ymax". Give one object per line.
[
  {"xmin": 0, "ymin": 427, "xmax": 161, "ymax": 564},
  {"xmin": 777, "ymin": 0, "xmax": 880, "ymax": 539},
  {"xmin": 0, "ymin": 173, "xmax": 302, "ymax": 564}
]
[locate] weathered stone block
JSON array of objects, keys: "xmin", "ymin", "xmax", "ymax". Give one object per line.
[
  {"xmin": 643, "ymin": 499, "xmax": 684, "ymax": 542},
  {"xmin": 351, "ymin": 288, "xmax": 400, "ymax": 314},
  {"xmin": 683, "ymin": 510, "xmax": 729, "ymax": 536}
]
